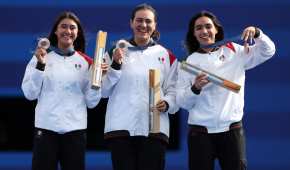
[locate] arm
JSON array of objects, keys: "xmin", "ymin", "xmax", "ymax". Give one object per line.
[
  {"xmin": 241, "ymin": 27, "xmax": 276, "ymax": 70},
  {"xmin": 176, "ymin": 61, "xmax": 201, "ymax": 111},
  {"xmin": 160, "ymin": 52, "xmax": 179, "ymax": 114},
  {"xmin": 84, "ymin": 67, "xmax": 102, "ymax": 109},
  {"xmin": 21, "ymin": 56, "xmax": 45, "ymax": 100},
  {"xmin": 101, "ymin": 48, "xmax": 123, "ymax": 98}
]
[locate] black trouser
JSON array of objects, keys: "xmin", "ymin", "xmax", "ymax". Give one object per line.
[
  {"xmin": 107, "ymin": 136, "xmax": 167, "ymax": 170},
  {"xmin": 32, "ymin": 128, "xmax": 86, "ymax": 170},
  {"xmin": 188, "ymin": 122, "xmax": 247, "ymax": 170}
]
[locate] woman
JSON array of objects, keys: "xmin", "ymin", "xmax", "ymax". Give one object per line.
[
  {"xmin": 177, "ymin": 11, "xmax": 275, "ymax": 170},
  {"xmin": 101, "ymin": 4, "xmax": 178, "ymax": 170},
  {"xmin": 22, "ymin": 11, "xmax": 103, "ymax": 170}
]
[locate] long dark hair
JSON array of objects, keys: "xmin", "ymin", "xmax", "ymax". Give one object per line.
[
  {"xmin": 131, "ymin": 3, "xmax": 160, "ymax": 41},
  {"xmin": 185, "ymin": 11, "xmax": 224, "ymax": 54},
  {"xmin": 48, "ymin": 11, "xmax": 86, "ymax": 52}
]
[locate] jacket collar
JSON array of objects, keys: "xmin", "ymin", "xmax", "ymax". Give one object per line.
[
  {"xmin": 129, "ymin": 38, "xmax": 156, "ymax": 49},
  {"xmin": 49, "ymin": 46, "xmax": 75, "ymax": 56},
  {"xmin": 196, "ymin": 47, "xmax": 220, "ymax": 54}
]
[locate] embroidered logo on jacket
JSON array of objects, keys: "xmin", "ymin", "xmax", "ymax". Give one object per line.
[
  {"xmin": 219, "ymin": 55, "xmax": 225, "ymax": 62},
  {"xmin": 75, "ymin": 64, "xmax": 82, "ymax": 70},
  {"xmin": 158, "ymin": 57, "xmax": 165, "ymax": 64}
]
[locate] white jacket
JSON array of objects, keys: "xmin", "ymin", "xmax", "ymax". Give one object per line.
[
  {"xmin": 22, "ymin": 50, "xmax": 101, "ymax": 133},
  {"xmin": 177, "ymin": 31, "xmax": 275, "ymax": 133},
  {"xmin": 102, "ymin": 41, "xmax": 178, "ymax": 137}
]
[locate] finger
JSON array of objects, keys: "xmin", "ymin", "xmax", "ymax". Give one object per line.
[
  {"xmin": 157, "ymin": 101, "xmax": 166, "ymax": 108},
  {"xmin": 241, "ymin": 29, "xmax": 247, "ymax": 40},
  {"xmin": 113, "ymin": 50, "xmax": 123, "ymax": 64},
  {"xmin": 244, "ymin": 42, "xmax": 249, "ymax": 54},
  {"xmin": 156, "ymin": 100, "xmax": 164, "ymax": 107},
  {"xmin": 35, "ymin": 49, "xmax": 44, "ymax": 58},
  {"xmin": 113, "ymin": 48, "xmax": 120, "ymax": 56},
  {"xmin": 200, "ymin": 79, "xmax": 209, "ymax": 87},
  {"xmin": 200, "ymin": 74, "xmax": 208, "ymax": 80},
  {"xmin": 195, "ymin": 74, "xmax": 207, "ymax": 83},
  {"xmin": 156, "ymin": 104, "xmax": 165, "ymax": 110},
  {"xmin": 156, "ymin": 105, "xmax": 166, "ymax": 112},
  {"xmin": 244, "ymin": 31, "xmax": 250, "ymax": 42},
  {"xmin": 101, "ymin": 64, "xmax": 109, "ymax": 70},
  {"xmin": 249, "ymin": 31, "xmax": 254, "ymax": 44},
  {"xmin": 194, "ymin": 79, "xmax": 202, "ymax": 89},
  {"xmin": 195, "ymin": 74, "xmax": 205, "ymax": 81},
  {"xmin": 117, "ymin": 49, "xmax": 125, "ymax": 58},
  {"xmin": 193, "ymin": 82, "xmax": 202, "ymax": 90},
  {"xmin": 118, "ymin": 58, "xmax": 123, "ymax": 64},
  {"xmin": 195, "ymin": 75, "xmax": 209, "ymax": 89}
]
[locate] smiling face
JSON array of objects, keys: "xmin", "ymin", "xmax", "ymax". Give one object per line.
[
  {"xmin": 193, "ymin": 16, "xmax": 218, "ymax": 46},
  {"xmin": 130, "ymin": 9, "xmax": 156, "ymax": 46},
  {"xmin": 54, "ymin": 18, "xmax": 78, "ymax": 50}
]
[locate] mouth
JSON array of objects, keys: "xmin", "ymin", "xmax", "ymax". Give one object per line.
[
  {"xmin": 199, "ymin": 34, "xmax": 211, "ymax": 41},
  {"xmin": 198, "ymin": 34, "xmax": 215, "ymax": 45},
  {"xmin": 136, "ymin": 27, "xmax": 148, "ymax": 34},
  {"xmin": 61, "ymin": 33, "xmax": 74, "ymax": 41}
]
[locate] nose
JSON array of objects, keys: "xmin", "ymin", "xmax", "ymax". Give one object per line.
[
  {"xmin": 139, "ymin": 20, "xmax": 146, "ymax": 27},
  {"xmin": 200, "ymin": 26, "xmax": 207, "ymax": 33},
  {"xmin": 63, "ymin": 27, "xmax": 71, "ymax": 33}
]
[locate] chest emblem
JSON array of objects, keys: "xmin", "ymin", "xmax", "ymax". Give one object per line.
[
  {"xmin": 219, "ymin": 55, "xmax": 225, "ymax": 62},
  {"xmin": 74, "ymin": 63, "xmax": 82, "ymax": 70},
  {"xmin": 158, "ymin": 57, "xmax": 165, "ymax": 64}
]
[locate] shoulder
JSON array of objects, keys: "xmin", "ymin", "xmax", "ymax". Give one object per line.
[
  {"xmin": 76, "ymin": 51, "xmax": 93, "ymax": 66},
  {"xmin": 155, "ymin": 44, "xmax": 177, "ymax": 66},
  {"xmin": 185, "ymin": 52, "xmax": 202, "ymax": 63},
  {"xmin": 223, "ymin": 42, "xmax": 244, "ymax": 54},
  {"xmin": 224, "ymin": 42, "xmax": 236, "ymax": 52}
]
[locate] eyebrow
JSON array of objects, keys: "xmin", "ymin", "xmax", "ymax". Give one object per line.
[
  {"xmin": 195, "ymin": 23, "xmax": 212, "ymax": 28},
  {"xmin": 60, "ymin": 23, "xmax": 77, "ymax": 26}
]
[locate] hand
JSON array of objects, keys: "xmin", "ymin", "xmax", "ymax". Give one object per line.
[
  {"xmin": 101, "ymin": 62, "xmax": 109, "ymax": 75},
  {"xmin": 112, "ymin": 48, "xmax": 124, "ymax": 64},
  {"xmin": 241, "ymin": 26, "xmax": 256, "ymax": 53},
  {"xmin": 155, "ymin": 100, "xmax": 168, "ymax": 113},
  {"xmin": 35, "ymin": 47, "xmax": 47, "ymax": 64},
  {"xmin": 193, "ymin": 73, "xmax": 210, "ymax": 90}
]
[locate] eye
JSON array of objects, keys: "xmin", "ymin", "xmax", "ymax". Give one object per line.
[
  {"xmin": 135, "ymin": 18, "xmax": 153, "ymax": 25},
  {"xmin": 205, "ymin": 24, "xmax": 213, "ymax": 29},
  {"xmin": 69, "ymin": 25, "xmax": 77, "ymax": 30},
  {"xmin": 59, "ymin": 24, "xmax": 77, "ymax": 30},
  {"xmin": 145, "ymin": 19, "xmax": 152, "ymax": 24},
  {"xmin": 194, "ymin": 25, "xmax": 202, "ymax": 31},
  {"xmin": 60, "ymin": 24, "xmax": 69, "ymax": 29},
  {"xmin": 136, "ymin": 18, "xmax": 143, "ymax": 23}
]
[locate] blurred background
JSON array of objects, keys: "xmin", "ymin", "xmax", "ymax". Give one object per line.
[{"xmin": 0, "ymin": 0, "xmax": 289, "ymax": 169}]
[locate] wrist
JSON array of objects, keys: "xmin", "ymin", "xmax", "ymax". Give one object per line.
[
  {"xmin": 164, "ymin": 100, "xmax": 169, "ymax": 112},
  {"xmin": 254, "ymin": 27, "xmax": 261, "ymax": 38},
  {"xmin": 191, "ymin": 84, "xmax": 201, "ymax": 95},
  {"xmin": 111, "ymin": 60, "xmax": 122, "ymax": 70},
  {"xmin": 36, "ymin": 61, "xmax": 46, "ymax": 71}
]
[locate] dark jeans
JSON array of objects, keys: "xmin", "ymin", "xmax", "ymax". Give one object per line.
[
  {"xmin": 188, "ymin": 122, "xmax": 247, "ymax": 170},
  {"xmin": 107, "ymin": 136, "xmax": 167, "ymax": 170},
  {"xmin": 32, "ymin": 128, "xmax": 86, "ymax": 170}
]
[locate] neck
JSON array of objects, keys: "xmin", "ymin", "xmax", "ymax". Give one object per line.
[
  {"xmin": 134, "ymin": 37, "xmax": 150, "ymax": 47},
  {"xmin": 202, "ymin": 48, "xmax": 214, "ymax": 53},
  {"xmin": 53, "ymin": 45, "xmax": 75, "ymax": 56},
  {"xmin": 58, "ymin": 43, "xmax": 74, "ymax": 52},
  {"xmin": 197, "ymin": 47, "xmax": 218, "ymax": 54}
]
